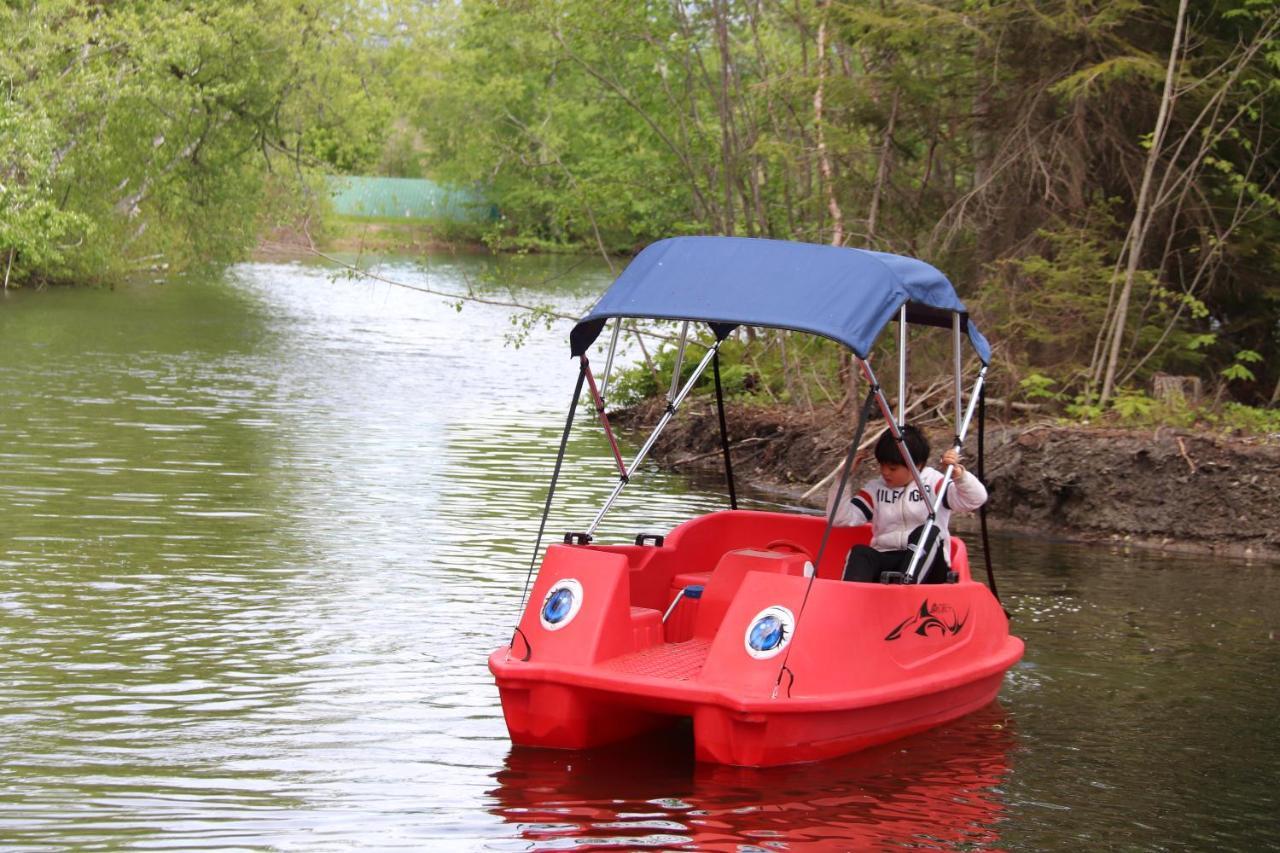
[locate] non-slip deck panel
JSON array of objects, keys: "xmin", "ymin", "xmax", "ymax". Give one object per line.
[{"xmin": 600, "ymin": 639, "xmax": 711, "ymax": 681}]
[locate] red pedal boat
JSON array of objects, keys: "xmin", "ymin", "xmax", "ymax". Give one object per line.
[{"xmin": 490, "ymin": 237, "xmax": 1023, "ymax": 767}]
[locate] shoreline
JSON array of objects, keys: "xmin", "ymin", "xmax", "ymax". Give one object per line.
[
  {"xmin": 615, "ymin": 398, "xmax": 1280, "ymax": 564},
  {"xmin": 255, "ymin": 219, "xmax": 489, "ymax": 259},
  {"xmin": 248, "ymin": 229, "xmax": 1280, "ymax": 565},
  {"xmin": 254, "ymin": 217, "xmax": 619, "ymax": 261}
]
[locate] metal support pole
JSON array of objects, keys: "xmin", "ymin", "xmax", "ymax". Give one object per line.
[
  {"xmin": 668, "ymin": 321, "xmax": 690, "ymax": 404},
  {"xmin": 857, "ymin": 359, "xmax": 931, "ymax": 502},
  {"xmin": 953, "ymin": 313, "xmax": 963, "ymax": 438},
  {"xmin": 898, "ymin": 305, "xmax": 908, "ymax": 426},
  {"xmin": 903, "ymin": 365, "xmax": 989, "ymax": 583},
  {"xmin": 512, "ymin": 362, "xmax": 587, "ymax": 634},
  {"xmin": 586, "ymin": 341, "xmax": 722, "ymax": 537},
  {"xmin": 598, "ymin": 318, "xmax": 622, "ymax": 403},
  {"xmin": 581, "ymin": 356, "xmax": 627, "ymax": 480}
]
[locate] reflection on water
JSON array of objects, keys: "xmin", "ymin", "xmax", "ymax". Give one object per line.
[
  {"xmin": 0, "ymin": 256, "xmax": 1276, "ymax": 850},
  {"xmin": 489, "ymin": 705, "xmax": 1014, "ymax": 851}
]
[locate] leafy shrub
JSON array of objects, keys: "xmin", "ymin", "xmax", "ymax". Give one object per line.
[
  {"xmin": 1019, "ymin": 372, "xmax": 1057, "ymax": 400},
  {"xmin": 1212, "ymin": 403, "xmax": 1280, "ymax": 435},
  {"xmin": 1112, "ymin": 391, "xmax": 1156, "ymax": 421}
]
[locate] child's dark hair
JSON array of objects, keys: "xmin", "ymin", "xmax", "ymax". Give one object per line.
[{"xmin": 874, "ymin": 425, "xmax": 929, "ymax": 467}]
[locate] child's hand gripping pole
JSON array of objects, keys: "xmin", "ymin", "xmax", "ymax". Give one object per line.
[{"xmin": 902, "ymin": 366, "xmax": 988, "ymax": 583}]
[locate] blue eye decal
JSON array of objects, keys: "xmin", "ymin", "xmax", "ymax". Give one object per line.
[
  {"xmin": 543, "ymin": 588, "xmax": 573, "ymax": 623},
  {"xmin": 744, "ymin": 606, "xmax": 795, "ymax": 659},
  {"xmin": 539, "ymin": 579, "xmax": 583, "ymax": 631},
  {"xmin": 749, "ymin": 616, "xmax": 784, "ymax": 651}
]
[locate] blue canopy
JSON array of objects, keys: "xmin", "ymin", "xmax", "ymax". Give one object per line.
[{"xmin": 569, "ymin": 237, "xmax": 990, "ymax": 364}]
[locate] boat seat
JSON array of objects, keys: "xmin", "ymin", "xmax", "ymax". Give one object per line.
[
  {"xmin": 694, "ymin": 549, "xmax": 810, "ymax": 640},
  {"xmin": 630, "ymin": 606, "xmax": 663, "ymax": 651},
  {"xmin": 673, "ymin": 571, "xmax": 711, "ymax": 589},
  {"xmin": 664, "ymin": 574, "xmax": 710, "ymax": 643}
]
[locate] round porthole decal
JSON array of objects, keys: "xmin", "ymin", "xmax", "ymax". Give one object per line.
[
  {"xmin": 744, "ymin": 605, "xmax": 795, "ymax": 659},
  {"xmin": 540, "ymin": 579, "xmax": 583, "ymax": 631}
]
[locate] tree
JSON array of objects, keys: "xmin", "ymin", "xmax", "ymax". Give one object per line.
[{"xmin": 0, "ymin": 0, "xmax": 396, "ymax": 286}]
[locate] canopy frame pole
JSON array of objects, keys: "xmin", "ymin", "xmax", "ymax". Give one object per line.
[
  {"xmin": 510, "ymin": 360, "xmax": 588, "ymax": 657},
  {"xmin": 712, "ymin": 349, "xmax": 738, "ymax": 509},
  {"xmin": 898, "ymin": 305, "xmax": 908, "ymax": 426},
  {"xmin": 976, "ymin": 383, "xmax": 1004, "ymax": 608},
  {"xmin": 953, "ymin": 313, "xmax": 963, "ymax": 440},
  {"xmin": 581, "ymin": 356, "xmax": 627, "ymax": 480},
  {"xmin": 858, "ymin": 358, "xmax": 932, "ymax": 505},
  {"xmin": 586, "ymin": 340, "xmax": 722, "ymax": 537},
  {"xmin": 668, "ymin": 321, "xmax": 691, "ymax": 404},
  {"xmin": 598, "ymin": 318, "xmax": 623, "ymax": 403},
  {"xmin": 903, "ymin": 365, "xmax": 988, "ymax": 583},
  {"xmin": 773, "ymin": 386, "xmax": 879, "ymax": 698}
]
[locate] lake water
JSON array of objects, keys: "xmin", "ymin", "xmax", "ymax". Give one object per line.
[{"xmin": 0, "ymin": 256, "xmax": 1276, "ymax": 851}]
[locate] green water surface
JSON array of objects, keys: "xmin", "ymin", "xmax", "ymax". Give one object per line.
[{"xmin": 0, "ymin": 257, "xmax": 1276, "ymax": 851}]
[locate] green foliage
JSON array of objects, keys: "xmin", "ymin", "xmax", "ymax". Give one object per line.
[
  {"xmin": 1112, "ymin": 391, "xmax": 1156, "ymax": 421},
  {"xmin": 608, "ymin": 328, "xmax": 849, "ymax": 410},
  {"xmin": 609, "ymin": 332, "xmax": 724, "ymax": 407},
  {"xmin": 255, "ymin": 0, "xmax": 1280, "ymax": 416},
  {"xmin": 1221, "ymin": 349, "xmax": 1263, "ymax": 383},
  {"xmin": 1019, "ymin": 373, "xmax": 1058, "ymax": 401},
  {"xmin": 608, "ymin": 356, "xmax": 663, "ymax": 407},
  {"xmin": 1213, "ymin": 403, "xmax": 1280, "ymax": 435},
  {"xmin": 1104, "ymin": 397, "xmax": 1280, "ymax": 437},
  {"xmin": 1186, "ymin": 333, "xmax": 1218, "ymax": 351},
  {"xmin": 1065, "ymin": 398, "xmax": 1105, "ymax": 421},
  {"xmin": 400, "ymin": 0, "xmax": 1280, "ymax": 409},
  {"xmin": 6, "ymin": 0, "xmax": 1278, "ymax": 420},
  {"xmin": 1049, "ymin": 55, "xmax": 1166, "ymax": 100},
  {"xmin": 715, "ymin": 363, "xmax": 759, "ymax": 398},
  {"xmin": 0, "ymin": 96, "xmax": 94, "ymax": 279},
  {"xmin": 1053, "ymin": 384, "xmax": 1280, "ymax": 436},
  {"xmin": 394, "ymin": 1, "xmax": 687, "ymax": 251},
  {"xmin": 980, "ymin": 205, "xmax": 1125, "ymax": 392},
  {"xmin": 0, "ymin": 0, "xmax": 396, "ymax": 285}
]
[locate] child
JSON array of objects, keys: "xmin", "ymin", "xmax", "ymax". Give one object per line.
[{"xmin": 825, "ymin": 425, "xmax": 987, "ymax": 583}]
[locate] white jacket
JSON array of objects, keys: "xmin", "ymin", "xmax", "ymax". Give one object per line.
[{"xmin": 825, "ymin": 466, "xmax": 988, "ymax": 564}]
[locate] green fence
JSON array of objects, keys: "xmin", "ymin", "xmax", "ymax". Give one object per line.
[{"xmin": 326, "ymin": 176, "xmax": 496, "ymax": 223}]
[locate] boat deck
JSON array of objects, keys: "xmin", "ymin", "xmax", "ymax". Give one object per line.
[{"xmin": 599, "ymin": 638, "xmax": 711, "ymax": 681}]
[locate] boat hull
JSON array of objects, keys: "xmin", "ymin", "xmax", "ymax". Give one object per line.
[
  {"xmin": 492, "ymin": 652, "xmax": 1014, "ymax": 766},
  {"xmin": 690, "ymin": 670, "xmax": 1007, "ymax": 766}
]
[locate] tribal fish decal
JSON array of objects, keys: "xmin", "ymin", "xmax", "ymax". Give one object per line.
[{"xmin": 885, "ymin": 599, "xmax": 969, "ymax": 641}]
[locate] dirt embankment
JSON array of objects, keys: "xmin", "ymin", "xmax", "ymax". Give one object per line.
[{"xmin": 615, "ymin": 399, "xmax": 1280, "ymax": 561}]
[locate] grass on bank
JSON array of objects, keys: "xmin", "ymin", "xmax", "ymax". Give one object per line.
[{"xmin": 313, "ymin": 214, "xmax": 616, "ymax": 257}]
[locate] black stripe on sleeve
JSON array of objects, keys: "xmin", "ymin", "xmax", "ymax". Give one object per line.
[{"xmin": 850, "ymin": 497, "xmax": 873, "ymax": 522}]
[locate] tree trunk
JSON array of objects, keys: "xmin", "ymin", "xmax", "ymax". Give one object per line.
[
  {"xmin": 1099, "ymin": 0, "xmax": 1189, "ymax": 405},
  {"xmin": 866, "ymin": 88, "xmax": 900, "ymax": 247},
  {"xmin": 813, "ymin": 1, "xmax": 843, "ymax": 246},
  {"xmin": 714, "ymin": 0, "xmax": 737, "ymax": 235}
]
